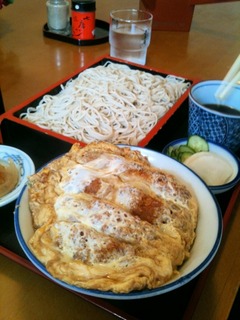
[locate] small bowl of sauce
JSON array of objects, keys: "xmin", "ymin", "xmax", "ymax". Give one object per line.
[
  {"xmin": 0, "ymin": 158, "xmax": 19, "ymax": 198},
  {"xmin": 0, "ymin": 145, "xmax": 35, "ymax": 207}
]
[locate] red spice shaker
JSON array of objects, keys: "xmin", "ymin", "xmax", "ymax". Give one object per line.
[{"xmin": 71, "ymin": 0, "xmax": 96, "ymax": 40}]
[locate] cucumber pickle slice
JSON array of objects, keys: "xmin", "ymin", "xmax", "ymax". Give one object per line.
[
  {"xmin": 187, "ymin": 135, "xmax": 209, "ymax": 153},
  {"xmin": 166, "ymin": 135, "xmax": 209, "ymax": 164}
]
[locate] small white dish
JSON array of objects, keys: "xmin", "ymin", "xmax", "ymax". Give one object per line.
[
  {"xmin": 162, "ymin": 138, "xmax": 240, "ymax": 194},
  {"xmin": 0, "ymin": 145, "xmax": 35, "ymax": 207},
  {"xmin": 14, "ymin": 146, "xmax": 222, "ymax": 300}
]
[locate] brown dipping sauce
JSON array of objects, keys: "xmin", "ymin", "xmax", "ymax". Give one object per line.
[
  {"xmin": 203, "ymin": 103, "xmax": 240, "ymax": 116},
  {"xmin": 0, "ymin": 159, "xmax": 19, "ymax": 198}
]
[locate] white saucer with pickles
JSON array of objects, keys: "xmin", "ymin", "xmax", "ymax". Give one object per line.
[{"xmin": 163, "ymin": 135, "xmax": 240, "ymax": 194}]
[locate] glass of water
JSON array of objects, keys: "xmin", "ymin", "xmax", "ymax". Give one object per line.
[{"xmin": 109, "ymin": 9, "xmax": 153, "ymax": 65}]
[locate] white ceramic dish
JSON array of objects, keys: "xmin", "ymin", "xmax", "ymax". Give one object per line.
[
  {"xmin": 0, "ymin": 145, "xmax": 35, "ymax": 207},
  {"xmin": 14, "ymin": 146, "xmax": 222, "ymax": 300},
  {"xmin": 162, "ymin": 138, "xmax": 240, "ymax": 194}
]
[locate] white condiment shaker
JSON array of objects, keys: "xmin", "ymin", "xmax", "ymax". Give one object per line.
[{"xmin": 46, "ymin": 0, "xmax": 70, "ymax": 34}]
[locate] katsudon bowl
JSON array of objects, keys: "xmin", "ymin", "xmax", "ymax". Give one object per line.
[
  {"xmin": 162, "ymin": 137, "xmax": 240, "ymax": 194},
  {"xmin": 14, "ymin": 145, "xmax": 222, "ymax": 299}
]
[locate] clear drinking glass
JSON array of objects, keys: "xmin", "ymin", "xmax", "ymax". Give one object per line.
[{"xmin": 109, "ymin": 9, "xmax": 153, "ymax": 65}]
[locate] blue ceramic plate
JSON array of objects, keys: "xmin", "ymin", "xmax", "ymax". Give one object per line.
[{"xmin": 14, "ymin": 146, "xmax": 222, "ymax": 300}]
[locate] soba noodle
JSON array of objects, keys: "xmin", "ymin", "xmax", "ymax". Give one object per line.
[{"xmin": 20, "ymin": 62, "xmax": 190, "ymax": 145}]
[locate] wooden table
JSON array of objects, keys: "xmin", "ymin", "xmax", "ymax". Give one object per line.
[{"xmin": 0, "ymin": 1, "xmax": 240, "ymax": 319}]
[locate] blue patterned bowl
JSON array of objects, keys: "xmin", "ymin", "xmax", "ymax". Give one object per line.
[{"xmin": 188, "ymin": 80, "xmax": 240, "ymax": 153}]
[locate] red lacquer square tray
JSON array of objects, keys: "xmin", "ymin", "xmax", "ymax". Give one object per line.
[{"xmin": 0, "ymin": 55, "xmax": 239, "ymax": 319}]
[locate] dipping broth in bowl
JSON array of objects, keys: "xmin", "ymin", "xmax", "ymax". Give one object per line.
[
  {"xmin": 203, "ymin": 103, "xmax": 240, "ymax": 116},
  {"xmin": 188, "ymin": 80, "xmax": 240, "ymax": 153}
]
